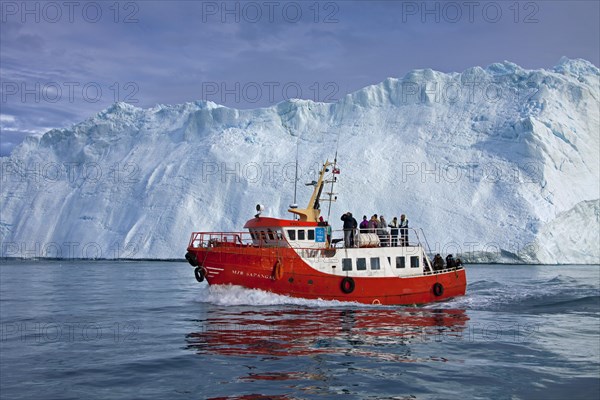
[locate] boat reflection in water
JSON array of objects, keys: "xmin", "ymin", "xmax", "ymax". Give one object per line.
[{"xmin": 185, "ymin": 307, "xmax": 469, "ymax": 359}]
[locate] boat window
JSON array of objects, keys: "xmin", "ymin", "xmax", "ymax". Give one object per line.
[
  {"xmin": 287, "ymin": 230, "xmax": 296, "ymax": 240},
  {"xmin": 307, "ymin": 229, "xmax": 315, "ymax": 240},
  {"xmin": 357, "ymin": 258, "xmax": 367, "ymax": 271},
  {"xmin": 298, "ymin": 230, "xmax": 305, "ymax": 240},
  {"xmin": 342, "ymin": 258, "xmax": 352, "ymax": 271},
  {"xmin": 276, "ymin": 231, "xmax": 283, "ymax": 240},
  {"xmin": 370, "ymin": 257, "xmax": 381, "ymax": 270},
  {"xmin": 410, "ymin": 256, "xmax": 419, "ymax": 268},
  {"xmin": 396, "ymin": 256, "xmax": 405, "ymax": 268},
  {"xmin": 260, "ymin": 231, "xmax": 267, "ymax": 241},
  {"xmin": 267, "ymin": 229, "xmax": 275, "ymax": 240},
  {"xmin": 250, "ymin": 231, "xmax": 256, "ymax": 240}
]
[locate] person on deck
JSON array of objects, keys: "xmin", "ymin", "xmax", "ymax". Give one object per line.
[
  {"xmin": 351, "ymin": 214, "xmax": 358, "ymax": 247},
  {"xmin": 378, "ymin": 215, "xmax": 388, "ymax": 246},
  {"xmin": 359, "ymin": 216, "xmax": 369, "ymax": 233},
  {"xmin": 388, "ymin": 217, "xmax": 399, "ymax": 247},
  {"xmin": 368, "ymin": 215, "xmax": 378, "ymax": 234},
  {"xmin": 319, "ymin": 216, "xmax": 332, "ymax": 245},
  {"xmin": 399, "ymin": 214, "xmax": 409, "ymax": 246},
  {"xmin": 341, "ymin": 212, "xmax": 356, "ymax": 248},
  {"xmin": 433, "ymin": 254, "xmax": 444, "ymax": 271}
]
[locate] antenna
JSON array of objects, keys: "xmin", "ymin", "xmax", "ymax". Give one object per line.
[
  {"xmin": 326, "ymin": 152, "xmax": 337, "ymax": 222},
  {"xmin": 291, "ymin": 142, "xmax": 299, "ymax": 220},
  {"xmin": 326, "ymin": 130, "xmax": 342, "ymax": 222}
]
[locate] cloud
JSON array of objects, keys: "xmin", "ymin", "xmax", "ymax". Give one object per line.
[{"xmin": 0, "ymin": 114, "xmax": 17, "ymax": 124}]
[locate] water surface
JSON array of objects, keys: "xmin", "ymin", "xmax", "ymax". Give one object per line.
[{"xmin": 1, "ymin": 261, "xmax": 598, "ymax": 399}]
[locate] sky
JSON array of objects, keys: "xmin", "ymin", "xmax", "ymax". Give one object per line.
[{"xmin": 1, "ymin": 0, "xmax": 599, "ymax": 156}]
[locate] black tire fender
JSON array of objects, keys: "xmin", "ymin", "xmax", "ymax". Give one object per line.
[
  {"xmin": 185, "ymin": 251, "xmax": 198, "ymax": 267},
  {"xmin": 194, "ymin": 267, "xmax": 205, "ymax": 283},
  {"xmin": 341, "ymin": 277, "xmax": 355, "ymax": 294},
  {"xmin": 433, "ymin": 282, "xmax": 444, "ymax": 297}
]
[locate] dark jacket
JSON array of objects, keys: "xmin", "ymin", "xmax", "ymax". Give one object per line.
[
  {"xmin": 388, "ymin": 221, "xmax": 399, "ymax": 235},
  {"xmin": 341, "ymin": 214, "xmax": 355, "ymax": 230}
]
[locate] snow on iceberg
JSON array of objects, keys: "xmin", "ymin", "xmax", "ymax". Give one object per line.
[{"xmin": 1, "ymin": 59, "xmax": 598, "ymax": 263}]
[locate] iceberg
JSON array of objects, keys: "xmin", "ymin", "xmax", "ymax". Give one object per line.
[{"xmin": 1, "ymin": 59, "xmax": 598, "ymax": 263}]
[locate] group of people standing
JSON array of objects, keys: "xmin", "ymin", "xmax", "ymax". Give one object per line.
[
  {"xmin": 341, "ymin": 212, "xmax": 409, "ymax": 248},
  {"xmin": 432, "ymin": 254, "xmax": 463, "ymax": 271}
]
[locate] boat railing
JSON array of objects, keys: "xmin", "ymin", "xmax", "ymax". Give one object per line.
[
  {"xmin": 189, "ymin": 231, "xmax": 298, "ymax": 249},
  {"xmin": 331, "ymin": 227, "xmax": 422, "ymax": 249},
  {"xmin": 423, "ymin": 264, "xmax": 464, "ymax": 275},
  {"xmin": 187, "ymin": 229, "xmax": 463, "ymax": 271},
  {"xmin": 189, "ymin": 232, "xmax": 255, "ymax": 248},
  {"xmin": 189, "ymin": 228, "xmax": 426, "ymax": 251},
  {"xmin": 188, "ymin": 232, "xmax": 335, "ymax": 259}
]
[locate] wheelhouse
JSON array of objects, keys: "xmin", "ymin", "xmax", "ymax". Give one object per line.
[{"xmin": 243, "ymin": 217, "xmax": 328, "ymax": 249}]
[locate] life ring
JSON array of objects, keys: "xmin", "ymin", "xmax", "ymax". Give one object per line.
[
  {"xmin": 340, "ymin": 277, "xmax": 355, "ymax": 294},
  {"xmin": 273, "ymin": 260, "xmax": 284, "ymax": 280},
  {"xmin": 194, "ymin": 266, "xmax": 205, "ymax": 283},
  {"xmin": 185, "ymin": 251, "xmax": 198, "ymax": 267},
  {"xmin": 433, "ymin": 282, "xmax": 444, "ymax": 297},
  {"xmin": 372, "ymin": 299, "xmax": 381, "ymax": 305}
]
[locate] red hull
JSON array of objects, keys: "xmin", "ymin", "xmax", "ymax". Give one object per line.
[{"xmin": 187, "ymin": 243, "xmax": 466, "ymax": 305}]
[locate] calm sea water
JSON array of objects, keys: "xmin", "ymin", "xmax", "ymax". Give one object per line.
[{"xmin": 0, "ymin": 261, "xmax": 598, "ymax": 400}]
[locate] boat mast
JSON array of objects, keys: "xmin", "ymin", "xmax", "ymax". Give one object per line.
[
  {"xmin": 287, "ymin": 160, "xmax": 332, "ymax": 222},
  {"xmin": 325, "ymin": 130, "xmax": 341, "ymax": 222},
  {"xmin": 326, "ymin": 151, "xmax": 337, "ymax": 222},
  {"xmin": 291, "ymin": 143, "xmax": 299, "ymax": 220}
]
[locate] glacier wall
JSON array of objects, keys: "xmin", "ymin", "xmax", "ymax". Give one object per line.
[{"xmin": 1, "ymin": 58, "xmax": 599, "ymax": 263}]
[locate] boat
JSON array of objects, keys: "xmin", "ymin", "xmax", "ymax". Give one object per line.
[{"xmin": 185, "ymin": 160, "xmax": 467, "ymax": 305}]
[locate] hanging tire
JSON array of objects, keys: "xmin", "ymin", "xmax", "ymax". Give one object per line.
[
  {"xmin": 194, "ymin": 267, "xmax": 205, "ymax": 283},
  {"xmin": 185, "ymin": 251, "xmax": 198, "ymax": 267},
  {"xmin": 433, "ymin": 282, "xmax": 444, "ymax": 297},
  {"xmin": 340, "ymin": 277, "xmax": 355, "ymax": 294}
]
